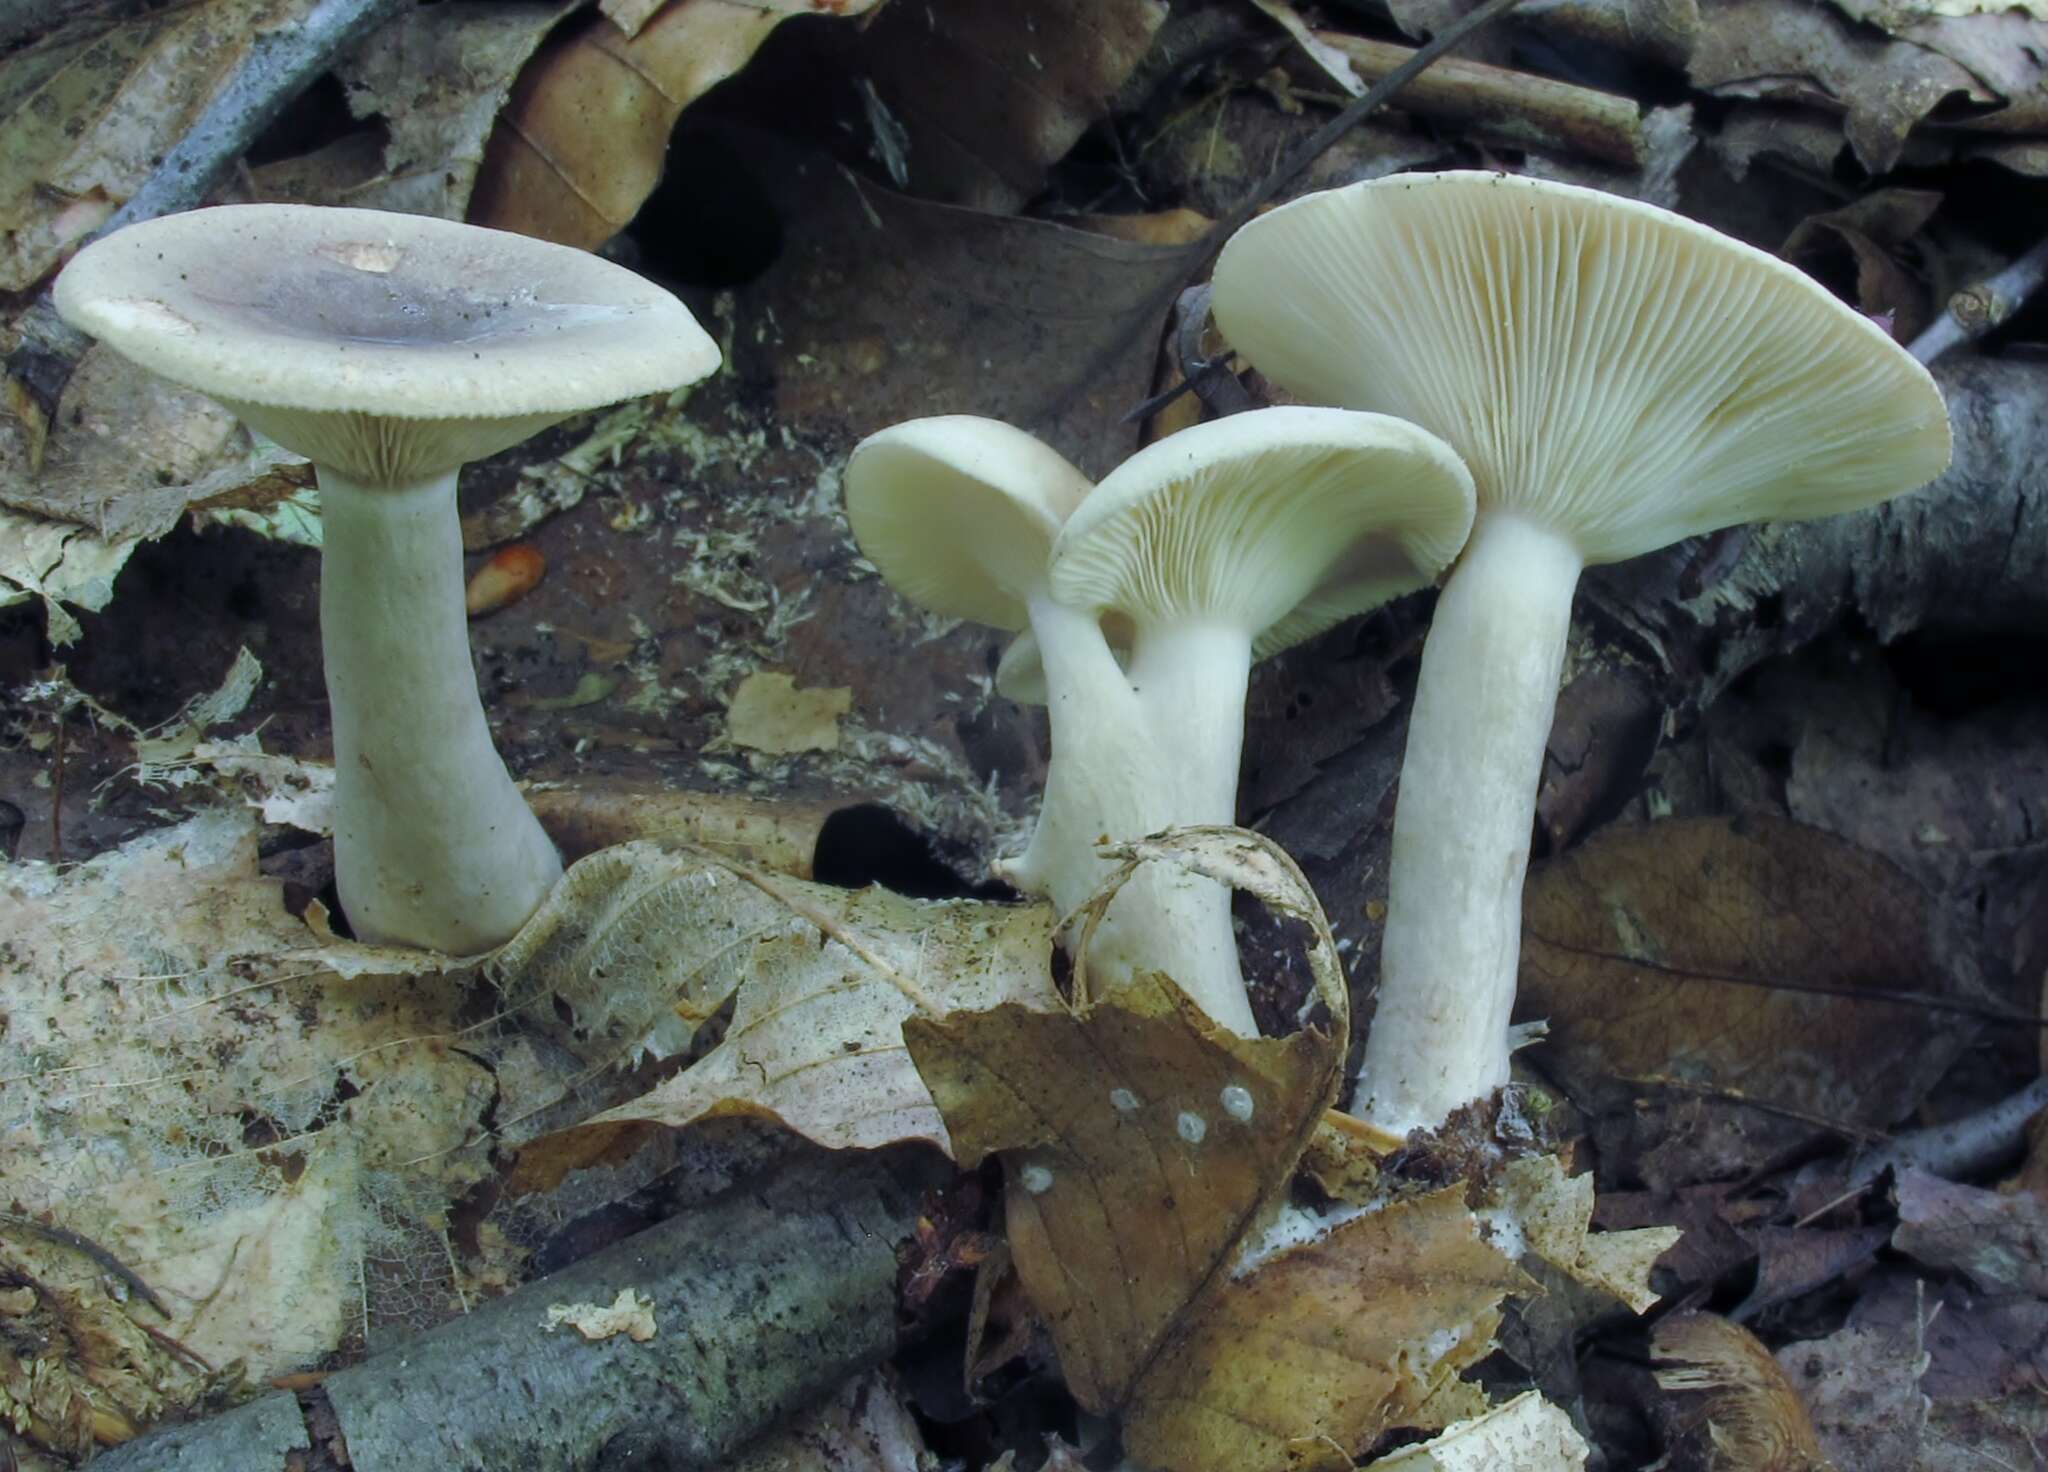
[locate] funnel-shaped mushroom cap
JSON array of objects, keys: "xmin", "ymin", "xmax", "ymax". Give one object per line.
[
  {"xmin": 1211, "ymin": 172, "xmax": 1952, "ymax": 567},
  {"xmin": 54, "ymin": 204, "xmax": 720, "ymax": 483},
  {"xmin": 1050, "ymin": 406, "xmax": 1474, "ymax": 650},
  {"xmin": 844, "ymin": 415, "xmax": 1092, "ymax": 630}
]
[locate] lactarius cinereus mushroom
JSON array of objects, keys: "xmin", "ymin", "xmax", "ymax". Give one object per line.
[
  {"xmin": 1037, "ymin": 406, "xmax": 1473, "ymax": 1035},
  {"xmin": 1211, "ymin": 171, "xmax": 1951, "ymax": 1129},
  {"xmin": 55, "ymin": 205, "xmax": 719, "ymax": 953}
]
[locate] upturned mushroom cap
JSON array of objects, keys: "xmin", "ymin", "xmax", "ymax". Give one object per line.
[
  {"xmin": 844, "ymin": 415, "xmax": 1092, "ymax": 630},
  {"xmin": 1049, "ymin": 406, "xmax": 1474, "ymax": 645},
  {"xmin": 1211, "ymin": 171, "xmax": 1952, "ymax": 565},
  {"xmin": 54, "ymin": 204, "xmax": 720, "ymax": 484}
]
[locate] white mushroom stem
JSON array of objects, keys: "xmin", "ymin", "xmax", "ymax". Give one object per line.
[
  {"xmin": 1353, "ymin": 511, "xmax": 1583, "ymax": 1132},
  {"xmin": 319, "ymin": 468, "xmax": 563, "ymax": 954},
  {"xmin": 1006, "ymin": 598, "xmax": 1259, "ymax": 1036}
]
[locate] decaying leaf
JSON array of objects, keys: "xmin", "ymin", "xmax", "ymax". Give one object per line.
[
  {"xmin": 1371, "ymin": 1391, "xmax": 1590, "ymax": 1469},
  {"xmin": 0, "ymin": 809, "xmax": 504, "ymax": 1387},
  {"xmin": 1123, "ymin": 1189, "xmax": 1531, "ymax": 1471},
  {"xmin": 469, "ymin": 0, "xmax": 885, "ymax": 247},
  {"xmin": 0, "ymin": 502, "xmax": 135, "ymax": 644},
  {"xmin": 1518, "ymin": 815, "xmax": 1971, "ymax": 1132},
  {"xmin": 505, "ymin": 842, "xmax": 1061, "ymax": 1184},
  {"xmin": 1654, "ymin": 1311, "xmax": 1834, "ymax": 1472},
  {"xmin": 723, "ymin": 670, "xmax": 853, "ymax": 755},
  {"xmin": 1488, "ymin": 1156, "xmax": 1680, "ymax": 1313},
  {"xmin": 540, "ymin": 1287, "xmax": 658, "ymax": 1342},
  {"xmin": 1892, "ymin": 1167, "xmax": 2048, "ymax": 1295},
  {"xmin": 0, "ymin": 0, "xmax": 322, "ymax": 291},
  {"xmin": 907, "ymin": 971, "xmax": 1343, "ymax": 1410}
]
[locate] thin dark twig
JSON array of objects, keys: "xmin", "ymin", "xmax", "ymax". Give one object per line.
[
  {"xmin": 0, "ymin": 1211, "xmax": 170, "ymax": 1318},
  {"xmin": 1526, "ymin": 928, "xmax": 2043, "ymax": 1029},
  {"xmin": 1101, "ymin": 0, "xmax": 1525, "ymax": 420},
  {"xmin": 1909, "ymin": 233, "xmax": 2048, "ymax": 365}
]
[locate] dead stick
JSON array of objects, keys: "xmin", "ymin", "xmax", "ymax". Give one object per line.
[
  {"xmin": 1909, "ymin": 234, "xmax": 2048, "ymax": 365},
  {"xmin": 90, "ymin": 1149, "xmax": 938, "ymax": 1472},
  {"xmin": 1308, "ymin": 29, "xmax": 1645, "ymax": 168}
]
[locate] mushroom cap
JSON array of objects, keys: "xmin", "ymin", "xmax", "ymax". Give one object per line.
[
  {"xmin": 1211, "ymin": 171, "xmax": 1952, "ymax": 568},
  {"xmin": 994, "ymin": 615, "xmax": 1135, "ymax": 704},
  {"xmin": 844, "ymin": 415, "xmax": 1092, "ymax": 630},
  {"xmin": 1049, "ymin": 406, "xmax": 1475, "ymax": 655},
  {"xmin": 54, "ymin": 204, "xmax": 719, "ymax": 483}
]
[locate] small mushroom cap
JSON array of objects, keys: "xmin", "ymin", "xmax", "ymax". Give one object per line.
[
  {"xmin": 1049, "ymin": 406, "xmax": 1475, "ymax": 653},
  {"xmin": 1211, "ymin": 171, "xmax": 1951, "ymax": 567},
  {"xmin": 54, "ymin": 204, "xmax": 719, "ymax": 483},
  {"xmin": 844, "ymin": 415, "xmax": 1092, "ymax": 630},
  {"xmin": 994, "ymin": 616, "xmax": 1134, "ymax": 704}
]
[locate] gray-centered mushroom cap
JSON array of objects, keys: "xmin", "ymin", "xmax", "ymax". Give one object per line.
[
  {"xmin": 1050, "ymin": 405, "xmax": 1475, "ymax": 655},
  {"xmin": 1211, "ymin": 171, "xmax": 1952, "ymax": 567},
  {"xmin": 844, "ymin": 415, "xmax": 1092, "ymax": 631},
  {"xmin": 54, "ymin": 204, "xmax": 720, "ymax": 483}
]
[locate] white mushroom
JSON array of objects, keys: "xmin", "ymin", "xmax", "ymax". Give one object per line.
[
  {"xmin": 56, "ymin": 204, "xmax": 719, "ymax": 954},
  {"xmin": 1212, "ymin": 171, "xmax": 1952, "ymax": 1130},
  {"xmin": 1040, "ymin": 406, "xmax": 1474, "ymax": 1034}
]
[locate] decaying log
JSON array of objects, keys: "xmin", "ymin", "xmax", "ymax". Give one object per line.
[{"xmin": 91, "ymin": 1149, "xmax": 938, "ymax": 1472}]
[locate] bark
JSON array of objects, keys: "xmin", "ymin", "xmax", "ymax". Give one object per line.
[{"xmin": 91, "ymin": 1149, "xmax": 938, "ymax": 1472}]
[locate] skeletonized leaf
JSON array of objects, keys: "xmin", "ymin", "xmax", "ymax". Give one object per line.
[
  {"xmin": 1123, "ymin": 1189, "xmax": 1532, "ymax": 1471},
  {"xmin": 505, "ymin": 843, "xmax": 1061, "ymax": 1187}
]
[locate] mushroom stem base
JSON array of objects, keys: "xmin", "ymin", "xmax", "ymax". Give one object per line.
[
  {"xmin": 320, "ymin": 468, "xmax": 562, "ymax": 954},
  {"xmin": 1352, "ymin": 511, "xmax": 1582, "ymax": 1131}
]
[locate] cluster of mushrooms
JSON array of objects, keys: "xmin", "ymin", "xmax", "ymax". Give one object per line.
[{"xmin": 54, "ymin": 172, "xmax": 1952, "ymax": 1139}]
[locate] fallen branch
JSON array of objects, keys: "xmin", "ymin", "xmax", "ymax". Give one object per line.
[
  {"xmin": 1309, "ymin": 28, "xmax": 1646, "ymax": 167},
  {"xmin": 90, "ymin": 1149, "xmax": 938, "ymax": 1472},
  {"xmin": 1908, "ymin": 234, "xmax": 2048, "ymax": 366}
]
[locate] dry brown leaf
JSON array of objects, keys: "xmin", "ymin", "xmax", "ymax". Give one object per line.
[
  {"xmin": 1371, "ymin": 1391, "xmax": 1590, "ymax": 1469},
  {"xmin": 848, "ymin": 0, "xmax": 1167, "ymax": 213},
  {"xmin": 1518, "ymin": 814, "xmax": 1970, "ymax": 1132},
  {"xmin": 1893, "ymin": 1168, "xmax": 2048, "ymax": 1295},
  {"xmin": 504, "ymin": 843, "xmax": 1061, "ymax": 1186},
  {"xmin": 0, "ymin": 0, "xmax": 322, "ymax": 291},
  {"xmin": 906, "ymin": 972, "xmax": 1344, "ymax": 1411},
  {"xmin": 469, "ymin": 1, "xmax": 883, "ymax": 247},
  {"xmin": 723, "ymin": 670, "xmax": 852, "ymax": 755},
  {"xmin": 1688, "ymin": 0, "xmax": 2027, "ymax": 171},
  {"xmin": 1123, "ymin": 1188, "xmax": 1531, "ymax": 1471},
  {"xmin": 526, "ymin": 780, "xmax": 845, "ymax": 874},
  {"xmin": 1654, "ymin": 1311, "xmax": 1834, "ymax": 1472},
  {"xmin": 1489, "ymin": 1156, "xmax": 1678, "ymax": 1314}
]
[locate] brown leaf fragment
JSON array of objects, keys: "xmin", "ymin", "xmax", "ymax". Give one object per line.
[
  {"xmin": 905, "ymin": 972, "xmax": 1341, "ymax": 1411},
  {"xmin": 1372, "ymin": 1390, "xmax": 1590, "ymax": 1469},
  {"xmin": 526, "ymin": 780, "xmax": 844, "ymax": 874},
  {"xmin": 1782, "ymin": 190, "xmax": 1943, "ymax": 342},
  {"xmin": 1730, "ymin": 1224, "xmax": 1889, "ymax": 1322},
  {"xmin": 1123, "ymin": 1188, "xmax": 1530, "ymax": 1472},
  {"xmin": 1488, "ymin": 1156, "xmax": 1679, "ymax": 1313},
  {"xmin": 723, "ymin": 671, "xmax": 852, "ymax": 755},
  {"xmin": 469, "ymin": 1, "xmax": 882, "ymax": 247},
  {"xmin": 719, "ymin": 1370, "xmax": 928, "ymax": 1472},
  {"xmin": 1893, "ymin": 1167, "xmax": 2048, "ymax": 1295},
  {"xmin": 1689, "ymin": 0, "xmax": 1991, "ymax": 172},
  {"xmin": 1518, "ymin": 815, "xmax": 1968, "ymax": 1137}
]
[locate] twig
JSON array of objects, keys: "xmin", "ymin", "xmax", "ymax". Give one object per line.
[
  {"xmin": 0, "ymin": 1211, "xmax": 169, "ymax": 1318},
  {"xmin": 1909, "ymin": 234, "xmax": 2048, "ymax": 365},
  {"xmin": 5, "ymin": 0, "xmax": 413, "ymax": 464},
  {"xmin": 1844, "ymin": 1073, "xmax": 2048, "ymax": 1194},
  {"xmin": 1307, "ymin": 28, "xmax": 1645, "ymax": 168}
]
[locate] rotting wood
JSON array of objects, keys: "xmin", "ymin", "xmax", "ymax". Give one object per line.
[{"xmin": 89, "ymin": 1148, "xmax": 940, "ymax": 1472}]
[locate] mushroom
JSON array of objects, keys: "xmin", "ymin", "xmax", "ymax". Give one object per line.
[
  {"xmin": 55, "ymin": 205, "xmax": 719, "ymax": 953},
  {"xmin": 1210, "ymin": 171, "xmax": 1952, "ymax": 1129},
  {"xmin": 1037, "ymin": 406, "xmax": 1475, "ymax": 1035}
]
